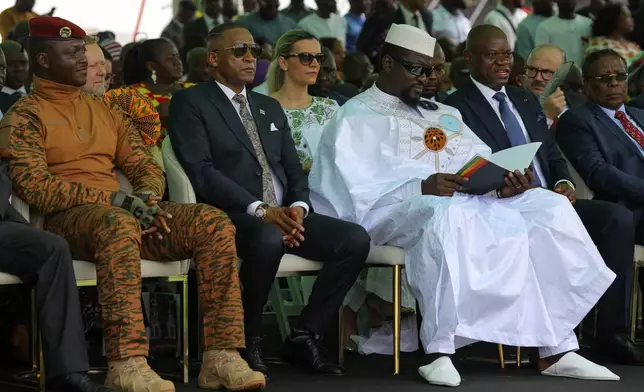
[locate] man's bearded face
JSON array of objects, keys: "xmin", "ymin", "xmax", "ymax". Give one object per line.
[{"xmin": 84, "ymin": 44, "xmax": 107, "ymax": 96}]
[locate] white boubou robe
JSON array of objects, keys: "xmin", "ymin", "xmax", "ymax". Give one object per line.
[{"xmin": 308, "ymin": 85, "xmax": 616, "ymax": 356}]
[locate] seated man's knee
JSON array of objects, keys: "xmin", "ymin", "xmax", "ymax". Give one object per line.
[
  {"xmin": 344, "ymin": 223, "xmax": 371, "ymax": 261},
  {"xmin": 193, "ymin": 204, "xmax": 236, "ymax": 236},
  {"xmin": 39, "ymin": 231, "xmax": 72, "ymax": 262},
  {"xmin": 96, "ymin": 207, "xmax": 141, "ymax": 240},
  {"xmin": 607, "ymin": 203, "xmax": 635, "ymax": 235}
]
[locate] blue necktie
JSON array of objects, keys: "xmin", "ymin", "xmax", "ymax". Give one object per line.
[{"xmin": 492, "ymin": 92, "xmax": 542, "ymax": 186}]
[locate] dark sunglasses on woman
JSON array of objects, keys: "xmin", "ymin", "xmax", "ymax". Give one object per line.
[{"xmin": 283, "ymin": 52, "xmax": 327, "ymax": 66}]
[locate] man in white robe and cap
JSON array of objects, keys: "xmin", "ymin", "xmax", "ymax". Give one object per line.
[{"xmin": 308, "ymin": 23, "xmax": 620, "ymax": 387}]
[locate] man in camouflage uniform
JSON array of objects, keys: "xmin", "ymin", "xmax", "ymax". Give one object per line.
[{"xmin": 0, "ymin": 16, "xmax": 265, "ymax": 392}]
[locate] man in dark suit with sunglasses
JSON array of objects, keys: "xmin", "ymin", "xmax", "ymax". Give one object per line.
[
  {"xmin": 447, "ymin": 27, "xmax": 644, "ymax": 366},
  {"xmin": 558, "ymin": 52, "xmax": 644, "ymax": 363},
  {"xmin": 168, "ymin": 23, "xmax": 370, "ymax": 377}
]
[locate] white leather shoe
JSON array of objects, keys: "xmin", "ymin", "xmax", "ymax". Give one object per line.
[
  {"xmin": 418, "ymin": 356, "xmax": 462, "ymax": 387},
  {"xmin": 541, "ymin": 352, "xmax": 620, "ymax": 381}
]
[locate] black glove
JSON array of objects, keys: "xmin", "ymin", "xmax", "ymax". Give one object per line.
[{"xmin": 111, "ymin": 191, "xmax": 159, "ymax": 229}]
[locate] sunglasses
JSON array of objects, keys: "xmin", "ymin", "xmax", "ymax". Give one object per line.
[
  {"xmin": 283, "ymin": 52, "xmax": 327, "ymax": 65},
  {"xmin": 586, "ymin": 73, "xmax": 629, "ymax": 83},
  {"xmin": 391, "ymin": 56, "xmax": 444, "ymax": 77},
  {"xmin": 217, "ymin": 43, "xmax": 262, "ymax": 58}
]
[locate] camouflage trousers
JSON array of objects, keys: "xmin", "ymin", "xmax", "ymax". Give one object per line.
[{"xmin": 44, "ymin": 202, "xmax": 244, "ymax": 361}]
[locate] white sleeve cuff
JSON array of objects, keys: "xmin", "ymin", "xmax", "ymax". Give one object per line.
[
  {"xmin": 554, "ymin": 179, "xmax": 575, "ymax": 191},
  {"xmin": 247, "ymin": 200, "xmax": 263, "ymax": 215},
  {"xmin": 290, "ymin": 201, "xmax": 310, "ymax": 217}
]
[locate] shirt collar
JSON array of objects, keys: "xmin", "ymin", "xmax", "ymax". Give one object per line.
[
  {"xmin": 496, "ymin": 4, "xmax": 514, "ymax": 18},
  {"xmin": 470, "ymin": 75, "xmax": 507, "ymax": 103},
  {"xmin": 599, "ymin": 104, "xmax": 626, "ymax": 119},
  {"xmin": 399, "ymin": 4, "xmax": 420, "ymax": 21},
  {"xmin": 1, "ymin": 85, "xmax": 27, "ymax": 95},
  {"xmin": 216, "ymin": 80, "xmax": 247, "ymax": 102}
]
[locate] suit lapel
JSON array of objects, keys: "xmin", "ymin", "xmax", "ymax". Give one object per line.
[
  {"xmin": 592, "ymin": 103, "xmax": 644, "ymax": 163},
  {"xmin": 462, "ymin": 80, "xmax": 510, "ymax": 150},
  {"xmin": 209, "ymin": 82, "xmax": 258, "ymax": 161},
  {"xmin": 506, "ymin": 89, "xmax": 549, "ymax": 170},
  {"xmin": 247, "ymin": 94, "xmax": 273, "ymax": 161}
]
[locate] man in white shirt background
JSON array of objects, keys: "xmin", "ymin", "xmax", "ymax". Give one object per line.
[
  {"xmin": 298, "ymin": 0, "xmax": 348, "ymax": 45},
  {"xmin": 515, "ymin": 0, "xmax": 555, "ymax": 59},
  {"xmin": 535, "ymin": 0, "xmax": 592, "ymax": 66},
  {"xmin": 431, "ymin": 0, "xmax": 471, "ymax": 45},
  {"xmin": 483, "ymin": 0, "xmax": 528, "ymax": 50}
]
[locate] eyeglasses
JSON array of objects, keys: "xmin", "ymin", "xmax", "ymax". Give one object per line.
[
  {"xmin": 215, "ymin": 43, "xmax": 262, "ymax": 58},
  {"xmin": 586, "ymin": 73, "xmax": 629, "ymax": 83},
  {"xmin": 283, "ymin": 52, "xmax": 327, "ymax": 66},
  {"xmin": 390, "ymin": 56, "xmax": 444, "ymax": 77},
  {"xmin": 524, "ymin": 66, "xmax": 555, "ymax": 81},
  {"xmin": 473, "ymin": 51, "xmax": 514, "ymax": 62}
]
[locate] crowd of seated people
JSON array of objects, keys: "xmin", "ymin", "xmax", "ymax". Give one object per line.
[{"xmin": 2, "ymin": 0, "xmax": 644, "ymax": 392}]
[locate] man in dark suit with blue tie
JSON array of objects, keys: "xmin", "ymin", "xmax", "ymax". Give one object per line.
[
  {"xmin": 446, "ymin": 25, "xmax": 644, "ymax": 365},
  {"xmin": 168, "ymin": 23, "xmax": 371, "ymax": 377}
]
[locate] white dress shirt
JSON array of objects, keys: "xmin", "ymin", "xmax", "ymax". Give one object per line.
[
  {"xmin": 470, "ymin": 77, "xmax": 573, "ymax": 190},
  {"xmin": 431, "ymin": 5, "xmax": 471, "ymax": 44},
  {"xmin": 483, "ymin": 5, "xmax": 528, "ymax": 50},
  {"xmin": 1, "ymin": 85, "xmax": 27, "ymax": 96},
  {"xmin": 297, "ymin": 13, "xmax": 347, "ymax": 45},
  {"xmin": 215, "ymin": 81, "xmax": 310, "ymax": 216},
  {"xmin": 600, "ymin": 104, "xmax": 644, "ymax": 156},
  {"xmin": 399, "ymin": 4, "xmax": 426, "ymax": 32}
]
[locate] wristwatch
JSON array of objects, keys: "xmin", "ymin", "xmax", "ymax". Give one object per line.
[{"xmin": 254, "ymin": 203, "xmax": 269, "ymax": 220}]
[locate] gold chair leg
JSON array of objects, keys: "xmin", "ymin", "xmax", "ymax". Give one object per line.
[
  {"xmin": 181, "ymin": 276, "xmax": 189, "ymax": 384},
  {"xmin": 516, "ymin": 347, "xmax": 521, "ymax": 368},
  {"xmin": 338, "ymin": 307, "xmax": 345, "ymax": 367},
  {"xmin": 631, "ymin": 262, "xmax": 639, "ymax": 341},
  {"xmin": 393, "ymin": 265, "xmax": 401, "ymax": 375},
  {"xmin": 31, "ymin": 289, "xmax": 38, "ymax": 373},
  {"xmin": 497, "ymin": 344, "xmax": 505, "ymax": 369},
  {"xmin": 39, "ymin": 334, "xmax": 45, "ymax": 391}
]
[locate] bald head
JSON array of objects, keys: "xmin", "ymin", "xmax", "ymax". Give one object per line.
[
  {"xmin": 524, "ymin": 44, "xmax": 566, "ymax": 96},
  {"xmin": 465, "ymin": 25, "xmax": 507, "ymax": 52}
]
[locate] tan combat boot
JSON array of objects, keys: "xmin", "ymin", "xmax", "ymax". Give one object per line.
[
  {"xmin": 199, "ymin": 349, "xmax": 266, "ymax": 391},
  {"xmin": 105, "ymin": 356, "xmax": 175, "ymax": 392}
]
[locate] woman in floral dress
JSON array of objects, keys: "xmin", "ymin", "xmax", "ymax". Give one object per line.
[
  {"xmin": 267, "ymin": 30, "xmax": 340, "ymax": 173},
  {"xmin": 585, "ymin": 4, "xmax": 642, "ymax": 65}
]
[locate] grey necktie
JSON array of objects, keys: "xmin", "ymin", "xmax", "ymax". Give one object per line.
[{"xmin": 232, "ymin": 94, "xmax": 278, "ymax": 206}]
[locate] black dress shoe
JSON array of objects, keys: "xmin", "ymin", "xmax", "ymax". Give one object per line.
[
  {"xmin": 47, "ymin": 373, "xmax": 114, "ymax": 392},
  {"xmin": 594, "ymin": 333, "xmax": 644, "ymax": 365},
  {"xmin": 241, "ymin": 336, "xmax": 269, "ymax": 375},
  {"xmin": 283, "ymin": 328, "xmax": 344, "ymax": 376}
]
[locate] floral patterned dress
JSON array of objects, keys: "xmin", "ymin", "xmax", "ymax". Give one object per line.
[
  {"xmin": 585, "ymin": 37, "xmax": 643, "ymax": 65},
  {"xmin": 283, "ymin": 96, "xmax": 340, "ymax": 173}
]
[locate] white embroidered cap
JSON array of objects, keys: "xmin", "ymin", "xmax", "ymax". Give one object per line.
[{"xmin": 384, "ymin": 24, "xmax": 436, "ymax": 57}]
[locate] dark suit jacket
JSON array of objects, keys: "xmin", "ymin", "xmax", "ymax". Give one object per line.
[
  {"xmin": 0, "ymin": 91, "xmax": 20, "ymax": 115},
  {"xmin": 357, "ymin": 8, "xmax": 433, "ymax": 70},
  {"xmin": 168, "ymin": 81, "xmax": 310, "ymax": 213},
  {"xmin": 0, "ymin": 162, "xmax": 27, "ymax": 223},
  {"xmin": 444, "ymin": 79, "xmax": 572, "ymax": 188},
  {"xmin": 627, "ymin": 94, "xmax": 644, "ymax": 111},
  {"xmin": 182, "ymin": 16, "xmax": 231, "ymax": 42},
  {"xmin": 556, "ymin": 102, "xmax": 644, "ymax": 212}
]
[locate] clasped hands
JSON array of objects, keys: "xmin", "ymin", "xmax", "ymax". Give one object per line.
[
  {"xmin": 111, "ymin": 191, "xmax": 172, "ymax": 240},
  {"xmin": 264, "ymin": 206, "xmax": 306, "ymax": 248},
  {"xmin": 421, "ymin": 167, "xmax": 538, "ymax": 198}
]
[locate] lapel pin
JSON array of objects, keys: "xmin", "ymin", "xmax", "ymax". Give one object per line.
[
  {"xmin": 260, "ymin": 109, "xmax": 266, "ymax": 115},
  {"xmin": 523, "ymin": 98, "xmax": 528, "ymax": 102}
]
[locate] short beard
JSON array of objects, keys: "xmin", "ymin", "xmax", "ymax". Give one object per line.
[
  {"xmin": 400, "ymin": 86, "xmax": 421, "ymax": 106},
  {"xmin": 85, "ymin": 83, "xmax": 106, "ymax": 97}
]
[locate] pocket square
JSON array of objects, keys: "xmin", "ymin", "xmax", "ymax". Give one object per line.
[
  {"xmin": 260, "ymin": 109, "xmax": 266, "ymax": 115},
  {"xmin": 270, "ymin": 123, "xmax": 279, "ymax": 131}
]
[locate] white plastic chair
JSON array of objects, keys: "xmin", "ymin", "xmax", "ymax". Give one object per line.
[
  {"xmin": 12, "ymin": 169, "xmax": 191, "ymax": 386},
  {"xmin": 162, "ymin": 138, "xmax": 406, "ymax": 373}
]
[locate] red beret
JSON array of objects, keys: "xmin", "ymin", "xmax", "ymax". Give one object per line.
[{"xmin": 29, "ymin": 16, "xmax": 86, "ymax": 40}]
